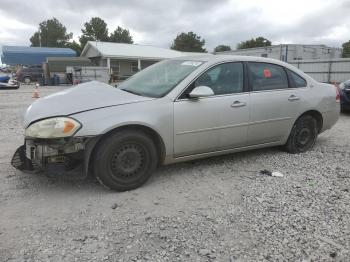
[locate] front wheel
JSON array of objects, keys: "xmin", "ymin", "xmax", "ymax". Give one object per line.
[
  {"xmin": 284, "ymin": 115, "xmax": 318, "ymax": 154},
  {"xmin": 93, "ymin": 130, "xmax": 158, "ymax": 191}
]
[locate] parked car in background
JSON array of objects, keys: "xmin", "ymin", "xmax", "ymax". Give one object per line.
[
  {"xmin": 0, "ymin": 74, "xmax": 10, "ymax": 83},
  {"xmin": 11, "ymin": 55, "xmax": 340, "ymax": 191},
  {"xmin": 0, "ymin": 71, "xmax": 19, "ymax": 89},
  {"xmin": 338, "ymin": 80, "xmax": 350, "ymax": 112},
  {"xmin": 16, "ymin": 66, "xmax": 43, "ymax": 83},
  {"xmin": 0, "ymin": 78, "xmax": 20, "ymax": 89}
]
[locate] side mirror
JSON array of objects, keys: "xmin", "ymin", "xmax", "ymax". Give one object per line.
[{"xmin": 188, "ymin": 86, "xmax": 214, "ymax": 98}]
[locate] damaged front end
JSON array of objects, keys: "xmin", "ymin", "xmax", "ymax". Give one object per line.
[{"xmin": 11, "ymin": 137, "xmax": 98, "ymax": 177}]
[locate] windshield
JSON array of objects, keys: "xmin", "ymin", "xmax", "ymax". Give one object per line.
[{"xmin": 119, "ymin": 59, "xmax": 203, "ymax": 98}]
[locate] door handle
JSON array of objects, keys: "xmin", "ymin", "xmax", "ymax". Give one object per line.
[
  {"xmin": 231, "ymin": 101, "xmax": 246, "ymax": 107},
  {"xmin": 288, "ymin": 95, "xmax": 300, "ymax": 101}
]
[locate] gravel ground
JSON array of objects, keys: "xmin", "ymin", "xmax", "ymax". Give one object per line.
[{"xmin": 0, "ymin": 84, "xmax": 349, "ymax": 261}]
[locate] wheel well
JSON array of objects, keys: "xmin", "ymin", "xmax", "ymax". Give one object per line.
[
  {"xmin": 95, "ymin": 125, "xmax": 166, "ymax": 165},
  {"xmin": 299, "ymin": 110, "xmax": 323, "ymax": 133}
]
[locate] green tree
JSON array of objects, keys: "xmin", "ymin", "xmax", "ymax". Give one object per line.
[
  {"xmin": 109, "ymin": 26, "xmax": 133, "ymax": 43},
  {"xmin": 79, "ymin": 17, "xmax": 109, "ymax": 48},
  {"xmin": 30, "ymin": 18, "xmax": 72, "ymax": 47},
  {"xmin": 171, "ymin": 32, "xmax": 207, "ymax": 52},
  {"xmin": 342, "ymin": 40, "xmax": 350, "ymax": 58},
  {"xmin": 214, "ymin": 45, "xmax": 231, "ymax": 53},
  {"xmin": 237, "ymin": 36, "xmax": 272, "ymax": 49},
  {"xmin": 65, "ymin": 40, "xmax": 82, "ymax": 56}
]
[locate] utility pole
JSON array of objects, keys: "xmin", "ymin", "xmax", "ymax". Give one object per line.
[{"xmin": 39, "ymin": 28, "xmax": 42, "ymax": 47}]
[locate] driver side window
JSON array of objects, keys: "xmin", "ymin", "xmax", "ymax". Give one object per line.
[{"xmin": 182, "ymin": 62, "xmax": 244, "ymax": 98}]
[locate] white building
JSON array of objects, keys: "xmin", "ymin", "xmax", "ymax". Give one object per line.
[
  {"xmin": 216, "ymin": 44, "xmax": 342, "ymax": 62},
  {"xmin": 81, "ymin": 41, "xmax": 205, "ymax": 80}
]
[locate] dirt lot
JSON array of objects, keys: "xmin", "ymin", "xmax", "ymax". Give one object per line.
[{"xmin": 1, "ymin": 84, "xmax": 349, "ymax": 261}]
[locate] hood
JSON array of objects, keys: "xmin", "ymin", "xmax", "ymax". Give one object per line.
[{"xmin": 24, "ymin": 81, "xmax": 153, "ymax": 127}]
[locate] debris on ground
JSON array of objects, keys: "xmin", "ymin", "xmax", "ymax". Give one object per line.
[
  {"xmin": 111, "ymin": 203, "xmax": 119, "ymax": 209},
  {"xmin": 271, "ymin": 171, "xmax": 284, "ymax": 177},
  {"xmin": 259, "ymin": 169, "xmax": 272, "ymax": 176},
  {"xmin": 259, "ymin": 170, "xmax": 284, "ymax": 177}
]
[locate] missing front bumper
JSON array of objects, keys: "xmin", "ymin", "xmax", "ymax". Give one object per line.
[{"xmin": 11, "ymin": 137, "xmax": 93, "ymax": 176}]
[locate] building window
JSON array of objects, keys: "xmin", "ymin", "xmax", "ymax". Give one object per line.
[{"xmin": 131, "ymin": 61, "xmax": 138, "ymax": 73}]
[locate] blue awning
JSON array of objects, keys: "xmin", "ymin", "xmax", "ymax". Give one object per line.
[{"xmin": 1, "ymin": 46, "xmax": 76, "ymax": 65}]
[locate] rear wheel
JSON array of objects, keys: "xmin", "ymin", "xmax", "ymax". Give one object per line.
[
  {"xmin": 93, "ymin": 130, "xmax": 158, "ymax": 191},
  {"xmin": 284, "ymin": 115, "xmax": 318, "ymax": 153}
]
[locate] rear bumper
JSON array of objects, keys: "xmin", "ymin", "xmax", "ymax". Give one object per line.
[
  {"xmin": 11, "ymin": 136, "xmax": 99, "ymax": 177},
  {"xmin": 321, "ymin": 104, "xmax": 340, "ymax": 132}
]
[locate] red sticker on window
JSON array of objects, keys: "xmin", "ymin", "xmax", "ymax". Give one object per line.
[{"xmin": 263, "ymin": 69, "xmax": 271, "ymax": 78}]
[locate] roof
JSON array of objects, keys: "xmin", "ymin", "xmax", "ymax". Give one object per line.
[
  {"xmin": 162, "ymin": 54, "xmax": 287, "ymax": 67},
  {"xmin": 1, "ymin": 46, "xmax": 76, "ymax": 65},
  {"xmin": 81, "ymin": 41, "xmax": 206, "ymax": 60},
  {"xmin": 175, "ymin": 54, "xmax": 312, "ymax": 80},
  {"xmin": 2, "ymin": 46, "xmax": 76, "ymax": 55},
  {"xmin": 168, "ymin": 54, "xmax": 295, "ymax": 68}
]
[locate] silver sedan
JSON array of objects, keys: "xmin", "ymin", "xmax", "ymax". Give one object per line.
[{"xmin": 12, "ymin": 55, "xmax": 340, "ymax": 191}]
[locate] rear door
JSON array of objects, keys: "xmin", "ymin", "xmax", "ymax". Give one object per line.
[
  {"xmin": 247, "ymin": 62, "xmax": 305, "ymax": 145},
  {"xmin": 173, "ymin": 62, "xmax": 250, "ymax": 157}
]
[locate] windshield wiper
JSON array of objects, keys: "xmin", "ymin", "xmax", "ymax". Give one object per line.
[{"xmin": 120, "ymin": 89, "xmax": 141, "ymax": 96}]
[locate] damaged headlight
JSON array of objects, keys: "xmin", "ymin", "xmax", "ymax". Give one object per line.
[{"xmin": 25, "ymin": 117, "xmax": 81, "ymax": 138}]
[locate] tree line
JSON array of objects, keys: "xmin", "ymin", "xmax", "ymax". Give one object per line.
[
  {"xmin": 30, "ymin": 17, "xmax": 133, "ymax": 55},
  {"xmin": 29, "ymin": 17, "xmax": 350, "ymax": 57},
  {"xmin": 29, "ymin": 17, "xmax": 273, "ymax": 55}
]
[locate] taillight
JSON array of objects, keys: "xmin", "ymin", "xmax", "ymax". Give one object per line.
[{"xmin": 335, "ymin": 85, "xmax": 340, "ymax": 102}]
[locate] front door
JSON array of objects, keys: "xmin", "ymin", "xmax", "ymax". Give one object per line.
[{"xmin": 174, "ymin": 62, "xmax": 250, "ymax": 157}]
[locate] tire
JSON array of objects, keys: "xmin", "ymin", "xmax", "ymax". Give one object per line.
[
  {"xmin": 284, "ymin": 115, "xmax": 318, "ymax": 154},
  {"xmin": 24, "ymin": 77, "xmax": 31, "ymax": 84},
  {"xmin": 93, "ymin": 130, "xmax": 158, "ymax": 191}
]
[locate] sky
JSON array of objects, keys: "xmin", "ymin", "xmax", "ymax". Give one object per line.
[{"xmin": 0, "ymin": 0, "xmax": 349, "ymax": 52}]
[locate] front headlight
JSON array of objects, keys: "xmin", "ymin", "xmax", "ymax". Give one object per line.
[{"xmin": 25, "ymin": 117, "xmax": 81, "ymax": 138}]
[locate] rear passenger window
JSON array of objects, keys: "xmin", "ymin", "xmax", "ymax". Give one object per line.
[
  {"xmin": 248, "ymin": 62, "xmax": 288, "ymax": 91},
  {"xmin": 288, "ymin": 70, "xmax": 307, "ymax": 88}
]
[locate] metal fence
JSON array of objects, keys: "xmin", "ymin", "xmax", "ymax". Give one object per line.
[{"xmin": 289, "ymin": 58, "xmax": 350, "ymax": 83}]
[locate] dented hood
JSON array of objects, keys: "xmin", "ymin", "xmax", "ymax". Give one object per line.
[{"xmin": 24, "ymin": 81, "xmax": 153, "ymax": 127}]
